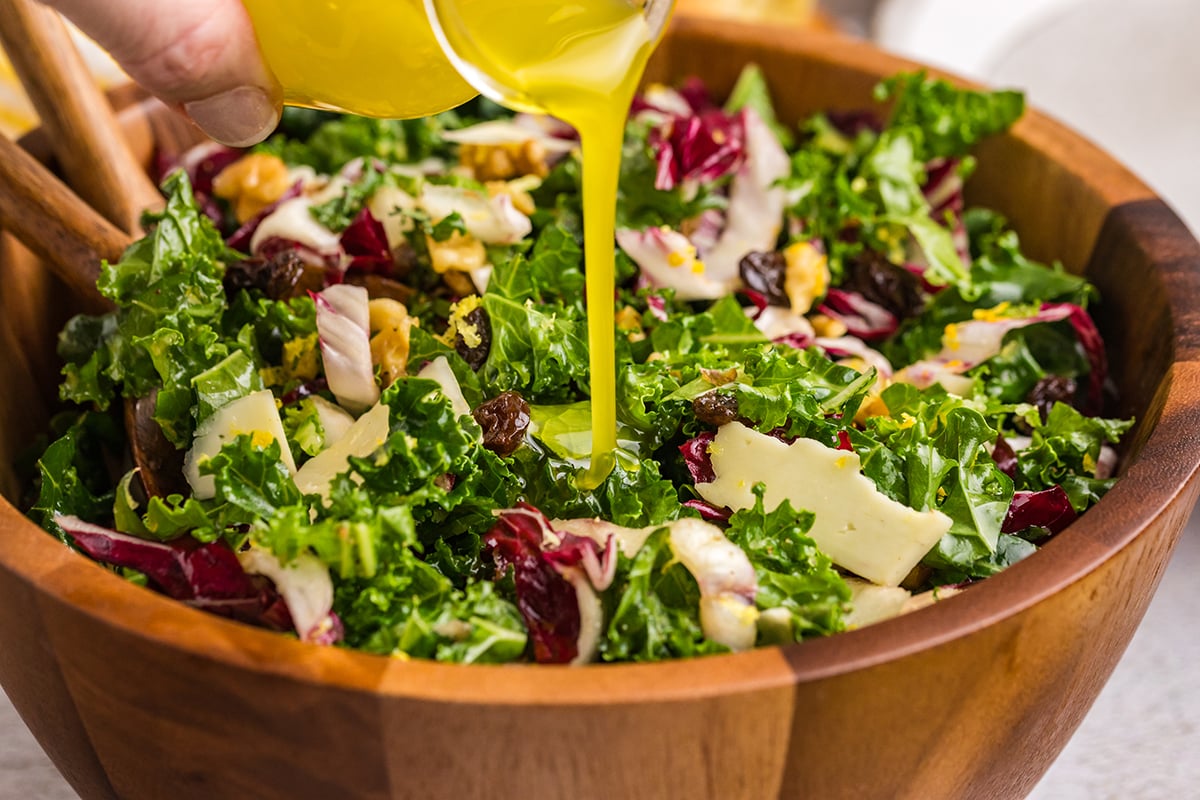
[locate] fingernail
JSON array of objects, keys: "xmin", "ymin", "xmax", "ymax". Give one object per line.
[{"xmin": 184, "ymin": 86, "xmax": 280, "ymax": 148}]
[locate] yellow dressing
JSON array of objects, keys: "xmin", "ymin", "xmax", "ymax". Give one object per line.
[
  {"xmin": 241, "ymin": 0, "xmax": 476, "ymax": 117},
  {"xmin": 244, "ymin": 0, "xmax": 670, "ymax": 486},
  {"xmin": 427, "ymin": 0, "xmax": 668, "ymax": 486}
]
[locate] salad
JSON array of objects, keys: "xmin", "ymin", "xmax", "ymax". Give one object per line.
[{"xmin": 28, "ymin": 67, "xmax": 1132, "ymax": 664}]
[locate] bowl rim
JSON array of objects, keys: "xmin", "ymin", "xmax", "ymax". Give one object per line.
[{"xmin": 3, "ymin": 16, "xmax": 1200, "ymax": 706}]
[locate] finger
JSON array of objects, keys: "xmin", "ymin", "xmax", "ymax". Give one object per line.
[{"xmin": 41, "ymin": 0, "xmax": 281, "ymax": 146}]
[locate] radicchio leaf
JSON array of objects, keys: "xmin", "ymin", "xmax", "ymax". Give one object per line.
[
  {"xmin": 1047, "ymin": 302, "xmax": 1107, "ymax": 414},
  {"xmin": 922, "ymin": 157, "xmax": 969, "ymax": 265},
  {"xmin": 814, "ymin": 335, "xmax": 894, "ymax": 378},
  {"xmin": 616, "ymin": 226, "xmax": 727, "ymax": 301},
  {"xmin": 683, "ymin": 499, "xmax": 732, "ymax": 523},
  {"xmin": 680, "ymin": 432, "xmax": 716, "ymax": 485},
  {"xmin": 818, "ymin": 288, "xmax": 899, "ymax": 340},
  {"xmin": 238, "ymin": 547, "xmax": 339, "ymax": 643},
  {"xmin": 895, "ymin": 302, "xmax": 1106, "ymax": 402},
  {"xmin": 421, "ymin": 184, "xmax": 532, "ymax": 244},
  {"xmin": 700, "ymin": 109, "xmax": 790, "ymax": 284},
  {"xmin": 249, "ymin": 196, "xmax": 346, "ymax": 271},
  {"xmin": 483, "ymin": 503, "xmax": 614, "ymax": 664},
  {"xmin": 227, "ymin": 181, "xmax": 303, "ymax": 252},
  {"xmin": 1001, "ymin": 486, "xmax": 1077, "ymax": 535},
  {"xmin": 649, "ymin": 108, "xmax": 746, "ymax": 192},
  {"xmin": 340, "ymin": 207, "xmax": 393, "ymax": 273},
  {"xmin": 992, "ymin": 433, "xmax": 1019, "ymax": 479},
  {"xmin": 313, "ymin": 284, "xmax": 379, "ymax": 413},
  {"xmin": 56, "ymin": 515, "xmax": 295, "ymax": 634},
  {"xmin": 158, "ymin": 142, "xmax": 244, "ymax": 228},
  {"xmin": 825, "ymin": 109, "xmax": 883, "ymax": 137}
]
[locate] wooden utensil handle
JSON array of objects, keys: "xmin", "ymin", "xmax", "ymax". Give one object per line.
[
  {"xmin": 0, "ymin": 0, "xmax": 164, "ymax": 234},
  {"xmin": 0, "ymin": 133, "xmax": 127, "ymax": 307}
]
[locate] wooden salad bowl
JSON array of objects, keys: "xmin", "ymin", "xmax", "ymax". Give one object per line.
[{"xmin": 2, "ymin": 16, "xmax": 1200, "ymax": 800}]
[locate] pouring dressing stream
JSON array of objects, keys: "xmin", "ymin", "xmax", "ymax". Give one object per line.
[
  {"xmin": 240, "ymin": 0, "xmax": 674, "ymax": 484},
  {"xmin": 425, "ymin": 0, "xmax": 673, "ymax": 486}
]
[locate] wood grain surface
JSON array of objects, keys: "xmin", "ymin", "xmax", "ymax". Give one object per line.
[
  {"xmin": 2, "ymin": 17, "xmax": 1199, "ymax": 800},
  {"xmin": 0, "ymin": 0, "xmax": 163, "ymax": 233},
  {"xmin": 0, "ymin": 132, "xmax": 125, "ymax": 306}
]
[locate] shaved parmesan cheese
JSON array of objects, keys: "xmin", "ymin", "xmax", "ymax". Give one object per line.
[
  {"xmin": 294, "ymin": 402, "xmax": 390, "ymax": 501},
  {"xmin": 696, "ymin": 422, "xmax": 952, "ymax": 586},
  {"xmin": 184, "ymin": 390, "xmax": 296, "ymax": 500},
  {"xmin": 309, "ymin": 396, "xmax": 355, "ymax": 448}
]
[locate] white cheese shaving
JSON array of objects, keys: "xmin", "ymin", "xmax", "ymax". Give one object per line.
[
  {"xmin": 696, "ymin": 422, "xmax": 952, "ymax": 586},
  {"xmin": 183, "ymin": 390, "xmax": 296, "ymax": 500},
  {"xmin": 293, "ymin": 402, "xmax": 390, "ymax": 501}
]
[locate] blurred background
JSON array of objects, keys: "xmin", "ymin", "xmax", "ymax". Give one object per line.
[{"xmin": 2, "ymin": 1, "xmax": 1197, "ymax": 797}]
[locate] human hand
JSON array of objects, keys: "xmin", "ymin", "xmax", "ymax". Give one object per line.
[{"xmin": 40, "ymin": 0, "xmax": 281, "ymax": 147}]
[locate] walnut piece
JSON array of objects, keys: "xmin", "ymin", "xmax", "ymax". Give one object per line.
[
  {"xmin": 368, "ymin": 299, "xmax": 416, "ymax": 388},
  {"xmin": 212, "ymin": 153, "xmax": 292, "ymax": 223}
]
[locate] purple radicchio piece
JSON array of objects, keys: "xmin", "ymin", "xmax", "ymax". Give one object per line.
[
  {"xmin": 818, "ymin": 288, "xmax": 900, "ymax": 341},
  {"xmin": 648, "ymin": 107, "xmax": 746, "ymax": 192},
  {"xmin": 679, "ymin": 432, "xmax": 717, "ymax": 485},
  {"xmin": 1001, "ymin": 486, "xmax": 1077, "ymax": 536},
  {"xmin": 56, "ymin": 515, "xmax": 296, "ymax": 635},
  {"xmin": 483, "ymin": 503, "xmax": 616, "ymax": 664},
  {"xmin": 992, "ymin": 433, "xmax": 1019, "ymax": 480},
  {"xmin": 340, "ymin": 207, "xmax": 394, "ymax": 274},
  {"xmin": 226, "ymin": 180, "xmax": 303, "ymax": 253}
]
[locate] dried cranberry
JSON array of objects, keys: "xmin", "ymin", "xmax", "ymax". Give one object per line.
[
  {"xmin": 738, "ymin": 251, "xmax": 789, "ymax": 307},
  {"xmin": 692, "ymin": 392, "xmax": 740, "ymax": 427},
  {"xmin": 455, "ymin": 306, "xmax": 492, "ymax": 371},
  {"xmin": 473, "ymin": 391, "xmax": 531, "ymax": 457},
  {"xmin": 841, "ymin": 251, "xmax": 924, "ymax": 320},
  {"xmin": 1026, "ymin": 375, "xmax": 1079, "ymax": 421}
]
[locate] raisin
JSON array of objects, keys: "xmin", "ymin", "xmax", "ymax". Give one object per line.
[
  {"xmin": 693, "ymin": 391, "xmax": 740, "ymax": 427},
  {"xmin": 344, "ymin": 273, "xmax": 414, "ymax": 305},
  {"xmin": 738, "ymin": 250, "xmax": 789, "ymax": 307},
  {"xmin": 473, "ymin": 391, "xmax": 531, "ymax": 456},
  {"xmin": 455, "ymin": 306, "xmax": 492, "ymax": 371},
  {"xmin": 841, "ymin": 250, "xmax": 924, "ymax": 320},
  {"xmin": 1027, "ymin": 375, "xmax": 1078, "ymax": 422},
  {"xmin": 224, "ymin": 250, "xmax": 324, "ymax": 300}
]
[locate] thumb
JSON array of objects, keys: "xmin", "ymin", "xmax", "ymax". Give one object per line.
[{"xmin": 42, "ymin": 0, "xmax": 281, "ymax": 147}]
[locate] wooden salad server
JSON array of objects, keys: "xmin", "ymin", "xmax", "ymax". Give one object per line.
[
  {"xmin": 0, "ymin": 127, "xmax": 193, "ymax": 496},
  {"xmin": 0, "ymin": 130, "xmax": 127, "ymax": 306},
  {"xmin": 0, "ymin": 0, "xmax": 164, "ymax": 233}
]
